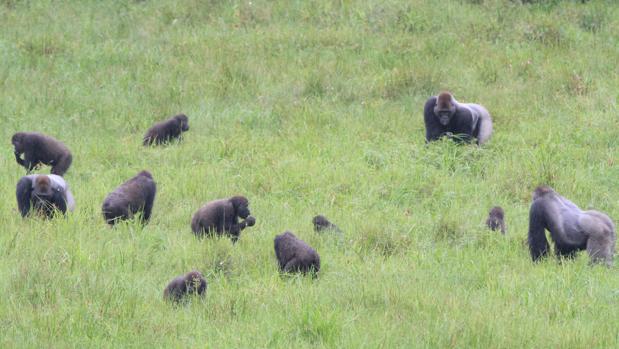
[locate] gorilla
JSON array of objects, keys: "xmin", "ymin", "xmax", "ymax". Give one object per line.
[
  {"xmin": 274, "ymin": 231, "xmax": 320, "ymax": 275},
  {"xmin": 143, "ymin": 114, "xmax": 189, "ymax": 146},
  {"xmin": 12, "ymin": 132, "xmax": 73, "ymax": 176},
  {"xmin": 163, "ymin": 271, "xmax": 207, "ymax": 303},
  {"xmin": 16, "ymin": 174, "xmax": 75, "ymax": 218},
  {"xmin": 312, "ymin": 215, "xmax": 343, "ymax": 234},
  {"xmin": 102, "ymin": 171, "xmax": 157, "ymax": 226},
  {"xmin": 423, "ymin": 91, "xmax": 493, "ymax": 145},
  {"xmin": 486, "ymin": 206, "xmax": 506, "ymax": 234},
  {"xmin": 528, "ymin": 186, "xmax": 616, "ymax": 266},
  {"xmin": 191, "ymin": 196, "xmax": 256, "ymax": 242}
]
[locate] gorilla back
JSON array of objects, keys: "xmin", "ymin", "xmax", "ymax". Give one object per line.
[{"xmin": 528, "ymin": 186, "xmax": 616, "ymax": 266}]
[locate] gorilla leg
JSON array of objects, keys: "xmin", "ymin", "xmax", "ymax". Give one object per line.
[{"xmin": 51, "ymin": 153, "xmax": 72, "ymax": 176}]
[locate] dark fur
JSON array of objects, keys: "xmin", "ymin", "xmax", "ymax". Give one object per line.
[
  {"xmin": 102, "ymin": 171, "xmax": 157, "ymax": 225},
  {"xmin": 423, "ymin": 91, "xmax": 492, "ymax": 145},
  {"xmin": 274, "ymin": 231, "xmax": 320, "ymax": 275},
  {"xmin": 312, "ymin": 215, "xmax": 342, "ymax": 234},
  {"xmin": 163, "ymin": 271, "xmax": 207, "ymax": 302},
  {"xmin": 191, "ymin": 196, "xmax": 255, "ymax": 242},
  {"xmin": 486, "ymin": 206, "xmax": 506, "ymax": 234},
  {"xmin": 16, "ymin": 175, "xmax": 67, "ymax": 218},
  {"xmin": 528, "ymin": 186, "xmax": 616, "ymax": 266},
  {"xmin": 12, "ymin": 132, "xmax": 72, "ymax": 176},
  {"xmin": 143, "ymin": 114, "xmax": 189, "ymax": 146}
]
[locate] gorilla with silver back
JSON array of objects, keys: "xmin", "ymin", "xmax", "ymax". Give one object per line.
[
  {"xmin": 423, "ymin": 91, "xmax": 493, "ymax": 145},
  {"xmin": 528, "ymin": 186, "xmax": 616, "ymax": 266},
  {"xmin": 16, "ymin": 174, "xmax": 75, "ymax": 218}
]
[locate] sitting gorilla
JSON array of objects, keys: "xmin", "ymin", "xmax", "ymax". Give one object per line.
[
  {"xmin": 528, "ymin": 186, "xmax": 616, "ymax": 266},
  {"xmin": 274, "ymin": 231, "xmax": 320, "ymax": 275}
]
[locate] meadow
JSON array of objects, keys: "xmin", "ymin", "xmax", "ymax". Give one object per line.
[{"xmin": 1, "ymin": 0, "xmax": 618, "ymax": 347}]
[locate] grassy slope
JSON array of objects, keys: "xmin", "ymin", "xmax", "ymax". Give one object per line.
[{"xmin": 0, "ymin": 0, "xmax": 618, "ymax": 347}]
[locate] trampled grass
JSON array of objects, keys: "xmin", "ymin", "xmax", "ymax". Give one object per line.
[{"xmin": 0, "ymin": 0, "xmax": 618, "ymax": 347}]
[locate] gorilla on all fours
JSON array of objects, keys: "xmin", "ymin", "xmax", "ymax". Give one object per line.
[
  {"xmin": 486, "ymin": 206, "xmax": 506, "ymax": 235},
  {"xmin": 274, "ymin": 231, "xmax": 320, "ymax": 275},
  {"xmin": 191, "ymin": 196, "xmax": 256, "ymax": 242},
  {"xmin": 12, "ymin": 132, "xmax": 73, "ymax": 176},
  {"xmin": 163, "ymin": 271, "xmax": 207, "ymax": 303},
  {"xmin": 312, "ymin": 215, "xmax": 343, "ymax": 234},
  {"xmin": 143, "ymin": 114, "xmax": 189, "ymax": 146},
  {"xmin": 423, "ymin": 91, "xmax": 493, "ymax": 145},
  {"xmin": 102, "ymin": 171, "xmax": 157, "ymax": 226},
  {"xmin": 528, "ymin": 186, "xmax": 616, "ymax": 266},
  {"xmin": 16, "ymin": 174, "xmax": 76, "ymax": 218}
]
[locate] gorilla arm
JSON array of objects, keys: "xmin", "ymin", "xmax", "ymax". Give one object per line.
[{"xmin": 16, "ymin": 176, "xmax": 33, "ymax": 217}]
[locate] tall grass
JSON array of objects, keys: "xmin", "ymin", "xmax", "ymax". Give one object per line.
[{"xmin": 0, "ymin": 0, "xmax": 618, "ymax": 347}]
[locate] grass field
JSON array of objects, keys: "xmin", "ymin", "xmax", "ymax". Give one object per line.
[{"xmin": 1, "ymin": 0, "xmax": 618, "ymax": 347}]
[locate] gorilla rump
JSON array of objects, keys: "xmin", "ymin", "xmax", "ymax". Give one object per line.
[
  {"xmin": 163, "ymin": 271, "xmax": 207, "ymax": 303},
  {"xmin": 143, "ymin": 114, "xmax": 189, "ymax": 146},
  {"xmin": 12, "ymin": 132, "xmax": 73, "ymax": 176},
  {"xmin": 16, "ymin": 174, "xmax": 75, "ymax": 218},
  {"xmin": 528, "ymin": 186, "xmax": 616, "ymax": 266},
  {"xmin": 486, "ymin": 206, "xmax": 506, "ymax": 234},
  {"xmin": 102, "ymin": 171, "xmax": 157, "ymax": 225},
  {"xmin": 191, "ymin": 196, "xmax": 256, "ymax": 242},
  {"xmin": 274, "ymin": 231, "xmax": 320, "ymax": 275},
  {"xmin": 423, "ymin": 91, "xmax": 493, "ymax": 145}
]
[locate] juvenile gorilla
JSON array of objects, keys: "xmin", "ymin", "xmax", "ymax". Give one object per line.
[
  {"xmin": 191, "ymin": 196, "xmax": 256, "ymax": 242},
  {"xmin": 423, "ymin": 92, "xmax": 493, "ymax": 145},
  {"xmin": 528, "ymin": 186, "xmax": 616, "ymax": 266},
  {"xmin": 312, "ymin": 215, "xmax": 343, "ymax": 234},
  {"xmin": 102, "ymin": 171, "xmax": 157, "ymax": 225},
  {"xmin": 16, "ymin": 174, "xmax": 75, "ymax": 218},
  {"xmin": 274, "ymin": 231, "xmax": 320, "ymax": 275},
  {"xmin": 163, "ymin": 271, "xmax": 207, "ymax": 303},
  {"xmin": 143, "ymin": 114, "xmax": 189, "ymax": 146},
  {"xmin": 486, "ymin": 206, "xmax": 506, "ymax": 234},
  {"xmin": 12, "ymin": 132, "xmax": 73, "ymax": 176}
]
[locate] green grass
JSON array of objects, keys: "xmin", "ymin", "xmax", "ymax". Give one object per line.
[{"xmin": 1, "ymin": 0, "xmax": 618, "ymax": 347}]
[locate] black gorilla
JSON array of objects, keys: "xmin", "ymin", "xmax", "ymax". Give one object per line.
[
  {"xmin": 12, "ymin": 132, "xmax": 73, "ymax": 176},
  {"xmin": 423, "ymin": 92, "xmax": 493, "ymax": 145},
  {"xmin": 191, "ymin": 196, "xmax": 256, "ymax": 242},
  {"xmin": 163, "ymin": 271, "xmax": 207, "ymax": 302},
  {"xmin": 102, "ymin": 171, "xmax": 157, "ymax": 225},
  {"xmin": 312, "ymin": 215, "xmax": 343, "ymax": 234},
  {"xmin": 143, "ymin": 114, "xmax": 189, "ymax": 145},
  {"xmin": 486, "ymin": 206, "xmax": 506, "ymax": 234},
  {"xmin": 528, "ymin": 186, "xmax": 616, "ymax": 266},
  {"xmin": 274, "ymin": 231, "xmax": 320, "ymax": 275}
]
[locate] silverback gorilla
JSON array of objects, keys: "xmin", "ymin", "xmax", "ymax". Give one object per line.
[
  {"xmin": 163, "ymin": 271, "xmax": 207, "ymax": 303},
  {"xmin": 102, "ymin": 171, "xmax": 157, "ymax": 225},
  {"xmin": 16, "ymin": 174, "xmax": 75, "ymax": 218},
  {"xmin": 486, "ymin": 206, "xmax": 506, "ymax": 235},
  {"xmin": 274, "ymin": 231, "xmax": 320, "ymax": 275},
  {"xmin": 528, "ymin": 186, "xmax": 616, "ymax": 266},
  {"xmin": 12, "ymin": 132, "xmax": 73, "ymax": 176},
  {"xmin": 423, "ymin": 92, "xmax": 493, "ymax": 145},
  {"xmin": 191, "ymin": 196, "xmax": 256, "ymax": 242},
  {"xmin": 143, "ymin": 114, "xmax": 189, "ymax": 146}
]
